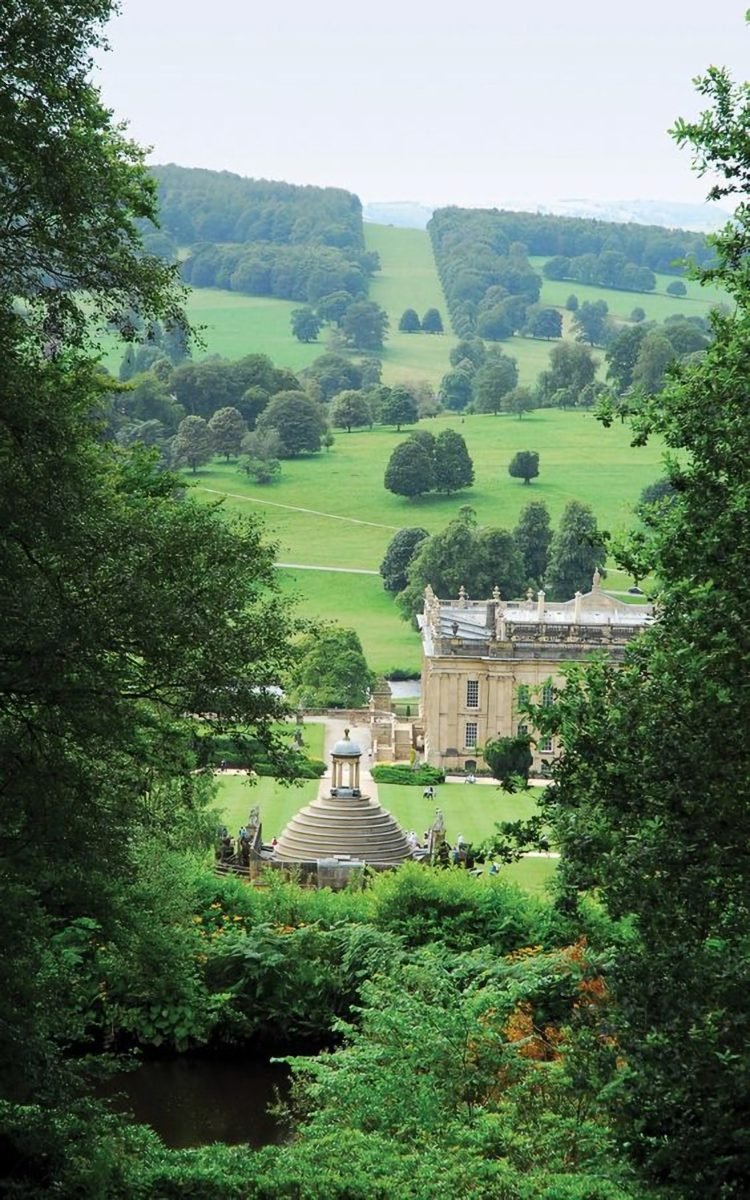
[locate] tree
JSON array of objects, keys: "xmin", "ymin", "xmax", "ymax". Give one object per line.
[
  {"xmin": 545, "ymin": 501, "xmax": 606, "ymax": 599},
  {"xmin": 397, "ymin": 508, "xmax": 525, "ymax": 620},
  {"xmin": 573, "ymin": 300, "xmax": 609, "ymax": 346},
  {"xmin": 384, "ymin": 440, "xmax": 434, "ymax": 499},
  {"xmin": 256, "ymin": 391, "xmax": 327, "ymax": 457},
  {"xmin": 438, "ymin": 369, "xmax": 474, "ymax": 412},
  {"xmin": 208, "ymin": 406, "xmax": 247, "ymax": 459},
  {"xmin": 631, "ymin": 332, "xmax": 675, "ymax": 395},
  {"xmin": 449, "ymin": 338, "xmax": 486, "ymax": 371},
  {"xmin": 173, "ymin": 415, "xmax": 214, "ymax": 472},
  {"xmin": 330, "ymin": 390, "xmax": 371, "ymax": 432},
  {"xmin": 241, "ymin": 429, "xmax": 282, "ymax": 484},
  {"xmin": 508, "ymin": 450, "xmax": 539, "ymax": 485},
  {"xmin": 0, "ymin": 0, "xmax": 302, "ymax": 1113},
  {"xmin": 379, "ymin": 527, "xmax": 430, "ymax": 593},
  {"xmin": 666, "ymin": 279, "xmax": 687, "ymax": 296},
  {"xmin": 0, "ymin": 0, "xmax": 186, "ymax": 348},
  {"xmin": 291, "ymin": 306, "xmax": 323, "ymax": 342},
  {"xmin": 304, "ymin": 353, "xmax": 362, "ymax": 401},
  {"xmin": 527, "ymin": 307, "xmax": 563, "ymax": 339},
  {"xmin": 630, "ymin": 306, "xmax": 646, "ymax": 322},
  {"xmin": 421, "ymin": 308, "xmax": 444, "ymax": 333},
  {"xmin": 565, "ymin": 294, "xmax": 579, "ymax": 312},
  {"xmin": 433, "ymin": 429, "xmax": 474, "ymax": 494},
  {"xmin": 472, "ymin": 354, "xmax": 519, "ymax": 414},
  {"xmin": 316, "ymin": 290, "xmax": 354, "ymax": 326},
  {"xmin": 398, "ymin": 308, "xmax": 421, "ymax": 332},
  {"xmin": 483, "ymin": 735, "xmax": 533, "ymax": 792},
  {"xmin": 502, "ymin": 386, "xmax": 535, "ymax": 419},
  {"xmin": 290, "ymin": 628, "xmax": 373, "ymax": 709},
  {"xmin": 538, "ymin": 341, "xmax": 596, "ymax": 402},
  {"xmin": 605, "ymin": 324, "xmax": 651, "ymax": 393},
  {"xmin": 342, "ymin": 300, "xmax": 389, "ymax": 350},
  {"xmin": 380, "ymin": 386, "xmax": 418, "ymax": 431},
  {"xmin": 514, "ymin": 501, "xmax": 552, "ymax": 587}
]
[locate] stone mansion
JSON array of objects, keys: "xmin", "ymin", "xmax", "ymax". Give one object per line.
[{"xmin": 418, "ymin": 572, "xmax": 652, "ymax": 774}]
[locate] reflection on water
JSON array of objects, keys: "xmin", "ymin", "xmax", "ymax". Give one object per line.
[{"xmin": 98, "ymin": 1057, "xmax": 291, "ymax": 1149}]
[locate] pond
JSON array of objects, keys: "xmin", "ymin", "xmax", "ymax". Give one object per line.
[{"xmin": 97, "ymin": 1056, "xmax": 292, "ymax": 1149}]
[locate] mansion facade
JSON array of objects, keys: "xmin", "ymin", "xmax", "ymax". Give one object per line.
[{"xmin": 418, "ymin": 573, "xmax": 652, "ymax": 773}]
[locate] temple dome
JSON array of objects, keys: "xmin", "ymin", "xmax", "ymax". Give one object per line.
[
  {"xmin": 274, "ymin": 789, "xmax": 411, "ymax": 864},
  {"xmin": 331, "ymin": 728, "xmax": 361, "ymax": 757}
]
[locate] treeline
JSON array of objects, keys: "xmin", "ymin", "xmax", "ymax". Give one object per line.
[
  {"xmin": 434, "ymin": 206, "xmax": 712, "ymax": 273},
  {"xmin": 150, "ymin": 165, "xmax": 365, "ymax": 252},
  {"xmin": 429, "ymin": 206, "xmax": 714, "ymax": 337},
  {"xmin": 142, "ymin": 165, "xmax": 376, "ymax": 304},
  {"xmin": 381, "ymin": 500, "xmax": 607, "ymax": 618}
]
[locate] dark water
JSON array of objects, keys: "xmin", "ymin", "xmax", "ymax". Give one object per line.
[{"xmin": 98, "ymin": 1057, "xmax": 291, "ymax": 1149}]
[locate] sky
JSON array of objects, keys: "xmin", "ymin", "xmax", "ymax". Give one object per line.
[{"xmin": 95, "ymin": 0, "xmax": 748, "ymax": 211}]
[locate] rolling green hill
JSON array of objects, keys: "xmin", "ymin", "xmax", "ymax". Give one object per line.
[{"xmin": 187, "ymin": 407, "xmax": 664, "ymax": 674}]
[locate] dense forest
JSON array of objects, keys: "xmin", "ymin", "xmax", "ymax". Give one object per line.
[
  {"xmin": 3, "ymin": 2, "xmax": 750, "ymax": 1198},
  {"xmin": 429, "ymin": 206, "xmax": 713, "ymax": 337},
  {"xmin": 143, "ymin": 164, "xmax": 376, "ymax": 302}
]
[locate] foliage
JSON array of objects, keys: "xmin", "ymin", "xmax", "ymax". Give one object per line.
[
  {"xmin": 665, "ymin": 279, "xmax": 687, "ymax": 296},
  {"xmin": 472, "ymin": 353, "xmax": 520, "ymax": 413},
  {"xmin": 384, "ymin": 438, "xmax": 434, "ymax": 498},
  {"xmin": 398, "ymin": 307, "xmax": 421, "ymax": 332},
  {"xmin": 432, "ymin": 428, "xmax": 475, "ymax": 493},
  {"xmin": 421, "ymin": 307, "xmax": 444, "ymax": 333},
  {"xmin": 572, "ymin": 300, "xmax": 610, "ymax": 346},
  {"xmin": 398, "ymin": 507, "xmax": 525, "ymax": 619},
  {"xmin": 173, "ymin": 412, "xmax": 214, "ymax": 473},
  {"xmin": 509, "ymin": 450, "xmax": 540, "ymax": 485},
  {"xmin": 289, "ymin": 627, "xmax": 374, "ymax": 709},
  {"xmin": 208, "ymin": 406, "xmax": 247, "ymax": 459},
  {"xmin": 255, "ymin": 390, "xmax": 327, "ymax": 457},
  {"xmin": 170, "ymin": 354, "xmax": 300, "ymax": 421},
  {"xmin": 483, "ymin": 735, "xmax": 535, "ymax": 793},
  {"xmin": 379, "ymin": 385, "xmax": 418, "ymax": 430},
  {"xmin": 534, "ymin": 52, "xmax": 750, "ymax": 1196},
  {"xmin": 438, "ymin": 367, "xmax": 474, "ymax": 410},
  {"xmin": 370, "ymin": 764, "xmax": 445, "ymax": 785},
  {"xmin": 330, "ymin": 389, "xmax": 372, "ymax": 432},
  {"xmin": 341, "ymin": 300, "xmax": 389, "ymax": 350},
  {"xmin": 537, "ymin": 341, "xmax": 597, "ymax": 403},
  {"xmin": 291, "ymin": 306, "xmax": 323, "ymax": 342},
  {"xmin": 545, "ymin": 501, "xmax": 606, "ymax": 599},
  {"xmin": 379, "ymin": 526, "xmax": 430, "ymax": 592},
  {"xmin": 514, "ymin": 501, "xmax": 552, "ymax": 588}
]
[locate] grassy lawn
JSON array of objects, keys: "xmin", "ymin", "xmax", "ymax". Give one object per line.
[
  {"xmin": 377, "ymin": 781, "xmax": 543, "ymax": 848},
  {"xmin": 275, "ymin": 569, "xmax": 421, "ymax": 676},
  {"xmin": 214, "ymin": 773, "xmax": 320, "ymax": 839},
  {"xmin": 188, "ymin": 409, "xmax": 665, "ymax": 563}
]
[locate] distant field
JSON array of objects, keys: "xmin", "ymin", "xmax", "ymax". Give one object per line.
[
  {"xmin": 529, "ymin": 256, "xmax": 728, "ymax": 324},
  {"xmin": 187, "ymin": 407, "xmax": 662, "ymax": 672},
  {"xmin": 364, "ymin": 224, "xmax": 456, "ymax": 386}
]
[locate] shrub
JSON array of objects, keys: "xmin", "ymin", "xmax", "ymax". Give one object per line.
[{"xmin": 370, "ymin": 764, "xmax": 445, "ymax": 785}]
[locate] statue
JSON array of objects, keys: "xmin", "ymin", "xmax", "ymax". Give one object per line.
[
  {"xmin": 432, "ymin": 807, "xmax": 445, "ymax": 833},
  {"xmin": 247, "ymin": 804, "xmax": 260, "ymax": 829}
]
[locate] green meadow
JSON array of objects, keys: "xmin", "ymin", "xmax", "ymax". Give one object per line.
[
  {"xmin": 187, "ymin": 407, "xmax": 663, "ymax": 672},
  {"xmin": 213, "ymin": 773, "xmax": 556, "ymax": 895},
  {"xmin": 529, "ymin": 255, "xmax": 729, "ymax": 324}
]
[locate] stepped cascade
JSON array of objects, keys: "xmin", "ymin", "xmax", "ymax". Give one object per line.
[{"xmin": 274, "ymin": 730, "xmax": 411, "ymax": 864}]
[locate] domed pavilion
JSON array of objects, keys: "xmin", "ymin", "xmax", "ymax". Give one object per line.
[{"xmin": 274, "ymin": 729, "xmax": 411, "ymax": 865}]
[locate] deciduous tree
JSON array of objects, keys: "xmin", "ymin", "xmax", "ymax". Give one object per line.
[
  {"xmin": 384, "ymin": 440, "xmax": 434, "ymax": 499},
  {"xmin": 545, "ymin": 500, "xmax": 606, "ymax": 599},
  {"xmin": 433, "ymin": 429, "xmax": 474, "ymax": 494},
  {"xmin": 508, "ymin": 450, "xmax": 539, "ymax": 485},
  {"xmin": 208, "ymin": 406, "xmax": 247, "ymax": 459},
  {"xmin": 173, "ymin": 414, "xmax": 214, "ymax": 472},
  {"xmin": 291, "ymin": 306, "xmax": 323, "ymax": 342},
  {"xmin": 256, "ymin": 391, "xmax": 327, "ymax": 456},
  {"xmin": 421, "ymin": 308, "xmax": 444, "ymax": 333},
  {"xmin": 398, "ymin": 308, "xmax": 421, "ymax": 332},
  {"xmin": 514, "ymin": 501, "xmax": 552, "ymax": 587},
  {"xmin": 379, "ymin": 527, "xmax": 430, "ymax": 593}
]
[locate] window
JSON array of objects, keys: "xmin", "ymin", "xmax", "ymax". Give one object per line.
[
  {"xmin": 517, "ymin": 684, "xmax": 530, "ymax": 708},
  {"xmin": 466, "ymin": 680, "xmax": 479, "ymax": 708},
  {"xmin": 518, "ymin": 722, "xmax": 529, "ymax": 736},
  {"xmin": 542, "ymin": 683, "xmax": 554, "ymax": 707},
  {"xmin": 465, "ymin": 722, "xmax": 478, "ymax": 748},
  {"xmin": 539, "ymin": 736, "xmax": 553, "ymax": 752}
]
